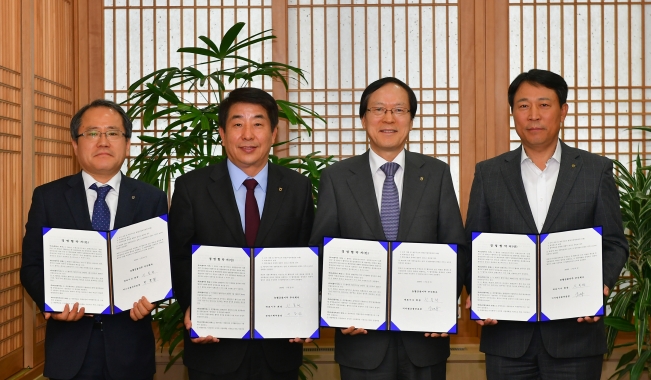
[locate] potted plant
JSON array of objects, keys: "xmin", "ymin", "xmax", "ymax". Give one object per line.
[
  {"xmin": 604, "ymin": 128, "xmax": 651, "ymax": 380},
  {"xmin": 124, "ymin": 22, "xmax": 333, "ymax": 378}
]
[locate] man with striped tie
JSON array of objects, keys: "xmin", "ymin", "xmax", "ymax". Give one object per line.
[
  {"xmin": 309, "ymin": 77, "xmax": 468, "ymax": 380},
  {"xmin": 21, "ymin": 99, "xmax": 168, "ymax": 380}
]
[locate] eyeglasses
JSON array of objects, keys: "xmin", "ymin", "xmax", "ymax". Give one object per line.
[
  {"xmin": 367, "ymin": 107, "xmax": 410, "ymax": 117},
  {"xmin": 77, "ymin": 130, "xmax": 126, "ymax": 141}
]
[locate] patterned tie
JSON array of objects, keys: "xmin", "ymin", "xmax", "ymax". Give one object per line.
[
  {"xmin": 90, "ymin": 184, "xmax": 112, "ymax": 231},
  {"xmin": 380, "ymin": 162, "xmax": 400, "ymax": 241},
  {"xmin": 243, "ymin": 179, "xmax": 260, "ymax": 247}
]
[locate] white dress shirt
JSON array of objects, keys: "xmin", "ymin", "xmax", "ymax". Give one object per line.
[
  {"xmin": 520, "ymin": 139, "xmax": 562, "ymax": 233},
  {"xmin": 82, "ymin": 171, "xmax": 122, "ymax": 230},
  {"xmin": 227, "ymin": 159, "xmax": 268, "ymax": 231},
  {"xmin": 369, "ymin": 148, "xmax": 406, "ymax": 212}
]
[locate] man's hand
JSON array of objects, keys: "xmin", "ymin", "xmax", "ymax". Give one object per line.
[
  {"xmin": 465, "ymin": 295, "xmax": 498, "ymax": 326},
  {"xmin": 289, "ymin": 338, "xmax": 313, "ymax": 343},
  {"xmin": 424, "ymin": 332, "xmax": 448, "ymax": 338},
  {"xmin": 341, "ymin": 326, "xmax": 367, "ymax": 335},
  {"xmin": 44, "ymin": 302, "xmax": 85, "ymax": 322},
  {"xmin": 129, "ymin": 296, "xmax": 155, "ymax": 321},
  {"xmin": 184, "ymin": 306, "xmax": 219, "ymax": 343},
  {"xmin": 577, "ymin": 286, "xmax": 609, "ymax": 323}
]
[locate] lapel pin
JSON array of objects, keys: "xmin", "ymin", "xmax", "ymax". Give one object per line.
[
  {"xmin": 132, "ymin": 196, "xmax": 135, "ymax": 199},
  {"xmin": 420, "ymin": 176, "xmax": 424, "ymax": 181},
  {"xmin": 571, "ymin": 164, "xmax": 576, "ymax": 168},
  {"xmin": 279, "ymin": 187, "xmax": 283, "ymax": 192}
]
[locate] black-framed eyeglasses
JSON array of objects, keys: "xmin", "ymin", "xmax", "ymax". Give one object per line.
[
  {"xmin": 367, "ymin": 107, "xmax": 410, "ymax": 117},
  {"xmin": 77, "ymin": 130, "xmax": 127, "ymax": 141}
]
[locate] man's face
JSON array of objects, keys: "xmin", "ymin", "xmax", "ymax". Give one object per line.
[
  {"xmin": 72, "ymin": 106, "xmax": 130, "ymax": 182},
  {"xmin": 219, "ymin": 102, "xmax": 277, "ymax": 177},
  {"xmin": 361, "ymin": 83, "xmax": 413, "ymax": 161},
  {"xmin": 512, "ymin": 81, "xmax": 568, "ymax": 152}
]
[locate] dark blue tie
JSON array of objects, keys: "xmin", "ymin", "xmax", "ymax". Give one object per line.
[
  {"xmin": 380, "ymin": 162, "xmax": 400, "ymax": 241},
  {"xmin": 90, "ymin": 184, "xmax": 112, "ymax": 231}
]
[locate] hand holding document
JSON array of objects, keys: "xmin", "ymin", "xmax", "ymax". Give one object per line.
[
  {"xmin": 42, "ymin": 215, "xmax": 174, "ymax": 315},
  {"xmin": 470, "ymin": 227, "xmax": 604, "ymax": 322}
]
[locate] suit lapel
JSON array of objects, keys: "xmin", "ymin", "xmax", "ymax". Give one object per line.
[
  {"xmin": 398, "ymin": 151, "xmax": 426, "ymax": 240},
  {"xmin": 256, "ymin": 164, "xmax": 285, "ymax": 245},
  {"xmin": 114, "ymin": 174, "xmax": 138, "ymax": 229},
  {"xmin": 65, "ymin": 172, "xmax": 93, "ymax": 230},
  {"xmin": 542, "ymin": 142, "xmax": 581, "ymax": 232},
  {"xmin": 501, "ymin": 147, "xmax": 538, "ymax": 232},
  {"xmin": 346, "ymin": 152, "xmax": 385, "ymax": 238},
  {"xmin": 208, "ymin": 162, "xmax": 246, "ymax": 243}
]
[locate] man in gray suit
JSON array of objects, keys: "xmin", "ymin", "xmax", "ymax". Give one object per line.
[
  {"xmin": 465, "ymin": 69, "xmax": 628, "ymax": 379},
  {"xmin": 310, "ymin": 77, "xmax": 467, "ymax": 379}
]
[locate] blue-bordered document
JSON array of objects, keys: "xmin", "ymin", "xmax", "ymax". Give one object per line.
[
  {"xmin": 42, "ymin": 215, "xmax": 173, "ymax": 315},
  {"xmin": 470, "ymin": 227, "xmax": 604, "ymax": 322},
  {"xmin": 190, "ymin": 246, "xmax": 320, "ymax": 340},
  {"xmin": 320, "ymin": 237, "xmax": 458, "ymax": 334}
]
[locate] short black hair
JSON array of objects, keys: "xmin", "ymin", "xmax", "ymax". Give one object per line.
[
  {"xmin": 70, "ymin": 99, "xmax": 132, "ymax": 140},
  {"xmin": 218, "ymin": 87, "xmax": 279, "ymax": 131},
  {"xmin": 508, "ymin": 69, "xmax": 568, "ymax": 111},
  {"xmin": 359, "ymin": 77, "xmax": 418, "ymax": 120}
]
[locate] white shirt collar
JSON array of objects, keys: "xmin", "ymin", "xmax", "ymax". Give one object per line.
[
  {"xmin": 520, "ymin": 139, "xmax": 562, "ymax": 165},
  {"xmin": 81, "ymin": 170, "xmax": 122, "ymax": 192},
  {"xmin": 369, "ymin": 148, "xmax": 406, "ymax": 173}
]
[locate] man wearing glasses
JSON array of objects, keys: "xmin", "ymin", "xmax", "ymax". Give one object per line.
[
  {"xmin": 310, "ymin": 77, "xmax": 467, "ymax": 379},
  {"xmin": 21, "ymin": 99, "xmax": 168, "ymax": 380}
]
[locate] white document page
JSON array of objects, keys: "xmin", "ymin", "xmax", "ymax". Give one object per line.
[
  {"xmin": 471, "ymin": 233, "xmax": 537, "ymax": 322},
  {"xmin": 321, "ymin": 238, "xmax": 388, "ymax": 330},
  {"xmin": 253, "ymin": 247, "xmax": 319, "ymax": 339},
  {"xmin": 110, "ymin": 216, "xmax": 173, "ymax": 312},
  {"xmin": 43, "ymin": 228, "xmax": 111, "ymax": 314},
  {"xmin": 191, "ymin": 246, "xmax": 250, "ymax": 339},
  {"xmin": 540, "ymin": 228, "xmax": 603, "ymax": 320},
  {"xmin": 390, "ymin": 242, "xmax": 458, "ymax": 333}
]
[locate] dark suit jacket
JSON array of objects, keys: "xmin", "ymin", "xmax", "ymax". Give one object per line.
[
  {"xmin": 309, "ymin": 150, "xmax": 468, "ymax": 370},
  {"xmin": 464, "ymin": 141, "xmax": 628, "ymax": 358},
  {"xmin": 169, "ymin": 161, "xmax": 314, "ymax": 375},
  {"xmin": 20, "ymin": 172, "xmax": 168, "ymax": 380}
]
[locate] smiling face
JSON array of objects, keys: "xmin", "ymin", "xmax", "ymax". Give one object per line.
[
  {"xmin": 219, "ymin": 102, "xmax": 277, "ymax": 177},
  {"xmin": 512, "ymin": 81, "xmax": 568, "ymax": 154},
  {"xmin": 72, "ymin": 106, "xmax": 130, "ymax": 183},
  {"xmin": 361, "ymin": 83, "xmax": 413, "ymax": 161}
]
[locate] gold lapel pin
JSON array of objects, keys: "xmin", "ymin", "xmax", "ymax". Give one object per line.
[
  {"xmin": 132, "ymin": 196, "xmax": 135, "ymax": 199},
  {"xmin": 420, "ymin": 176, "xmax": 424, "ymax": 181},
  {"xmin": 571, "ymin": 164, "xmax": 576, "ymax": 168},
  {"xmin": 279, "ymin": 187, "xmax": 283, "ymax": 192}
]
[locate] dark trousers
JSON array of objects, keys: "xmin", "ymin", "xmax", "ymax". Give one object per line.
[
  {"xmin": 339, "ymin": 334, "xmax": 446, "ymax": 380},
  {"xmin": 187, "ymin": 341, "xmax": 299, "ymax": 380},
  {"xmin": 485, "ymin": 325, "xmax": 603, "ymax": 380},
  {"xmin": 51, "ymin": 328, "xmax": 153, "ymax": 380}
]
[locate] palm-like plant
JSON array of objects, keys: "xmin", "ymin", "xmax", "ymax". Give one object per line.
[
  {"xmin": 605, "ymin": 129, "xmax": 651, "ymax": 379},
  {"xmin": 124, "ymin": 22, "xmax": 332, "ymax": 377}
]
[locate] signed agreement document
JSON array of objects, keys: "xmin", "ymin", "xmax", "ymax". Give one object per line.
[
  {"xmin": 320, "ymin": 237, "xmax": 458, "ymax": 334},
  {"xmin": 190, "ymin": 245, "xmax": 320, "ymax": 340},
  {"xmin": 42, "ymin": 215, "xmax": 173, "ymax": 314},
  {"xmin": 471, "ymin": 227, "xmax": 603, "ymax": 322}
]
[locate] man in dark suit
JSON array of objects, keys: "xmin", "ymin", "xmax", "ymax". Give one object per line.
[
  {"xmin": 465, "ymin": 69, "xmax": 629, "ymax": 379},
  {"xmin": 20, "ymin": 99, "xmax": 168, "ymax": 380},
  {"xmin": 169, "ymin": 87, "xmax": 314, "ymax": 380},
  {"xmin": 309, "ymin": 77, "xmax": 467, "ymax": 379}
]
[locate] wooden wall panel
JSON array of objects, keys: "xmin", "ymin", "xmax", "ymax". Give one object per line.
[{"xmin": 0, "ymin": 0, "xmax": 25, "ymax": 377}]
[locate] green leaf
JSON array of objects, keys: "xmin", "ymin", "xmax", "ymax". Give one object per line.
[
  {"xmin": 219, "ymin": 22, "xmax": 246, "ymax": 57},
  {"xmin": 198, "ymin": 35, "xmax": 220, "ymax": 55},
  {"xmin": 617, "ymin": 349, "xmax": 639, "ymax": 369},
  {"xmin": 631, "ymin": 349, "xmax": 651, "ymax": 379},
  {"xmin": 177, "ymin": 47, "xmax": 218, "ymax": 58},
  {"xmin": 605, "ymin": 316, "xmax": 636, "ymax": 332}
]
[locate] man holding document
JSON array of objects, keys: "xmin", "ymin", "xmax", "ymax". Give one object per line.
[
  {"xmin": 20, "ymin": 99, "xmax": 169, "ymax": 380},
  {"xmin": 310, "ymin": 77, "xmax": 467, "ymax": 379},
  {"xmin": 465, "ymin": 69, "xmax": 629, "ymax": 379},
  {"xmin": 168, "ymin": 88, "xmax": 315, "ymax": 379}
]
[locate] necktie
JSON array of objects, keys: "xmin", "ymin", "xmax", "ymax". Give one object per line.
[
  {"xmin": 380, "ymin": 162, "xmax": 400, "ymax": 241},
  {"xmin": 90, "ymin": 184, "xmax": 112, "ymax": 231},
  {"xmin": 243, "ymin": 179, "xmax": 260, "ymax": 247}
]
